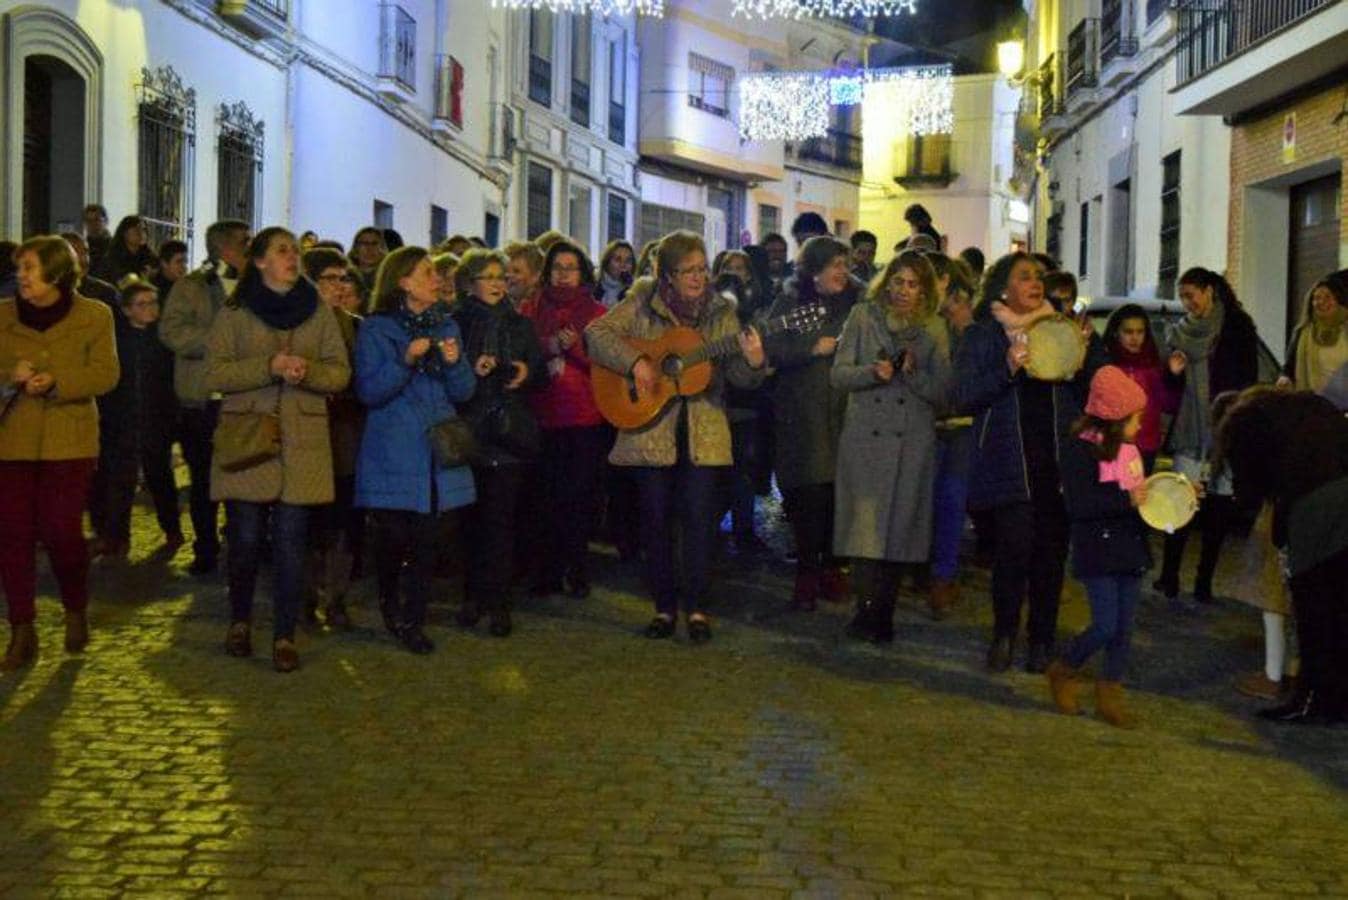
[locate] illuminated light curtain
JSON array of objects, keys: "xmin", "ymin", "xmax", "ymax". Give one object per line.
[
  {"xmin": 731, "ymin": 0, "xmax": 917, "ymax": 19},
  {"xmin": 492, "ymin": 0, "xmax": 664, "ymax": 15},
  {"xmin": 738, "ymin": 65, "xmax": 952, "ymax": 141}
]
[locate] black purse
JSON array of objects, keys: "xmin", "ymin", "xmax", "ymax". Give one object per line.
[
  {"xmin": 427, "ymin": 417, "xmax": 478, "ymax": 468},
  {"xmin": 479, "ymin": 400, "xmax": 541, "ymax": 459}
]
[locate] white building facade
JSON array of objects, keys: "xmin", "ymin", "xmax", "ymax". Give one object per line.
[
  {"xmin": 635, "ymin": 0, "xmax": 866, "ymax": 258},
  {"xmin": 3, "ymin": 0, "xmax": 630, "ymax": 263},
  {"xmin": 860, "ymin": 73, "xmax": 1024, "ymax": 260},
  {"xmin": 1025, "ymin": 0, "xmax": 1231, "ymax": 300}
]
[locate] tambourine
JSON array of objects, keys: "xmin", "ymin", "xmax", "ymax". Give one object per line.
[
  {"xmin": 1138, "ymin": 472, "xmax": 1199, "ymax": 534},
  {"xmin": 1024, "ymin": 314, "xmax": 1087, "ymax": 382}
]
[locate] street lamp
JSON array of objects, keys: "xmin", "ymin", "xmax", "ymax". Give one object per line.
[{"xmin": 997, "ymin": 40, "xmax": 1025, "ymax": 81}]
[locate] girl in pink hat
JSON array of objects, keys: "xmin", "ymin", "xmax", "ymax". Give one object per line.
[{"xmin": 1047, "ymin": 365, "xmax": 1151, "ymax": 728}]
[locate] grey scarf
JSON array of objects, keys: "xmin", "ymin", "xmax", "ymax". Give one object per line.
[{"xmin": 1166, "ymin": 300, "xmax": 1225, "ymax": 456}]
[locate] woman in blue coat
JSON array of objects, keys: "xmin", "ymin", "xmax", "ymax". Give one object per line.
[{"xmin": 354, "ymin": 246, "xmax": 476, "ymax": 654}]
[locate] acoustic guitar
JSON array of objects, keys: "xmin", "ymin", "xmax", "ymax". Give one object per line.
[{"xmin": 591, "ymin": 303, "xmax": 826, "ymax": 430}]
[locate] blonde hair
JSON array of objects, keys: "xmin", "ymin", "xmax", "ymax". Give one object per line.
[
  {"xmin": 18, "ymin": 235, "xmax": 79, "ymax": 296},
  {"xmin": 533, "ymin": 230, "xmax": 568, "ymax": 253},
  {"xmin": 503, "ymin": 241, "xmax": 544, "ymax": 275},
  {"xmin": 869, "ymin": 250, "xmax": 939, "ymax": 319}
]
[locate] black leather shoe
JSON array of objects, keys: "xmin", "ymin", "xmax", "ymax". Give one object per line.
[
  {"xmin": 1258, "ymin": 690, "xmax": 1329, "ymax": 724},
  {"xmin": 456, "ymin": 602, "xmax": 483, "ymax": 629},
  {"xmin": 528, "ymin": 580, "xmax": 563, "ymax": 598},
  {"xmin": 986, "ymin": 636, "xmax": 1014, "ymax": 673},
  {"xmin": 563, "ymin": 572, "xmax": 591, "ymax": 599},
  {"xmin": 687, "ymin": 616, "xmax": 712, "ymax": 644},
  {"xmin": 1026, "ymin": 642, "xmax": 1052, "ymax": 674},
  {"xmin": 398, "ymin": 624, "xmax": 435, "ymax": 654},
  {"xmin": 846, "ymin": 600, "xmax": 882, "ymax": 643},
  {"xmin": 644, "ymin": 615, "xmax": 675, "ymax": 639},
  {"xmin": 488, "ymin": 609, "xmax": 513, "ymax": 638},
  {"xmin": 1151, "ymin": 577, "xmax": 1178, "ymax": 600},
  {"xmin": 189, "ymin": 556, "xmax": 218, "ymax": 578}
]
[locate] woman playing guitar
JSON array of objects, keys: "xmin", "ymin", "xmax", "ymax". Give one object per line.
[{"xmin": 585, "ymin": 231, "xmax": 766, "ymax": 642}]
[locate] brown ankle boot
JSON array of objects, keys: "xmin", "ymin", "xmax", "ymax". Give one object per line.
[
  {"xmin": 64, "ymin": 610, "xmax": 89, "ymax": 653},
  {"xmin": 1095, "ymin": 680, "xmax": 1139, "ymax": 729},
  {"xmin": 2, "ymin": 622, "xmax": 38, "ymax": 671},
  {"xmin": 1046, "ymin": 659, "xmax": 1082, "ymax": 715},
  {"xmin": 928, "ymin": 579, "xmax": 959, "ymax": 621}
]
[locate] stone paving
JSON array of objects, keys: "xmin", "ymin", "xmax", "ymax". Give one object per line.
[{"xmin": 2, "ymin": 495, "xmax": 1348, "ymax": 898}]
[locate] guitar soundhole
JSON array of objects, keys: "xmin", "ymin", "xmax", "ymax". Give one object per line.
[{"xmin": 660, "ymin": 355, "xmax": 683, "ymax": 379}]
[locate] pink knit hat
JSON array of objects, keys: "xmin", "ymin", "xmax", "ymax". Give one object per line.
[{"xmin": 1085, "ymin": 365, "xmax": 1147, "ymax": 421}]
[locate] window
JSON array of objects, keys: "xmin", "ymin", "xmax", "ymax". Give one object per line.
[
  {"xmin": 373, "ymin": 199, "xmax": 393, "ymax": 230},
  {"xmin": 430, "ymin": 204, "xmax": 447, "ymax": 246},
  {"xmin": 529, "ymin": 9, "xmax": 553, "ymax": 106},
  {"xmin": 688, "ymin": 53, "xmax": 732, "ymax": 119},
  {"xmin": 216, "ymin": 101, "xmax": 262, "ymax": 229},
  {"xmin": 378, "ymin": 3, "xmax": 416, "ymax": 93},
  {"xmin": 905, "ymin": 133, "xmax": 953, "ymax": 180},
  {"xmin": 570, "ymin": 14, "xmax": 591, "ymax": 127},
  {"xmin": 758, "ymin": 204, "xmax": 780, "ymax": 239},
  {"xmin": 1159, "ymin": 150, "xmax": 1181, "ymax": 298},
  {"xmin": 607, "ymin": 194, "xmax": 627, "ymax": 243},
  {"xmin": 527, "ymin": 162, "xmax": 553, "ymax": 239},
  {"xmin": 834, "ymin": 220, "xmax": 848, "ymax": 238},
  {"xmin": 1078, "ymin": 201, "xmax": 1090, "ymax": 277},
  {"xmin": 608, "ymin": 36, "xmax": 626, "ymax": 145},
  {"xmin": 639, "ymin": 203, "xmax": 704, "ymax": 249},
  {"xmin": 434, "ymin": 55, "xmax": 464, "ymax": 128},
  {"xmin": 137, "ymin": 65, "xmax": 197, "ymax": 249},
  {"xmin": 484, "ymin": 211, "xmax": 501, "ymax": 248},
  {"xmin": 1045, "ymin": 209, "xmax": 1063, "ymax": 266},
  {"xmin": 569, "ymin": 184, "xmax": 592, "ymax": 251},
  {"xmin": 1146, "ymin": 0, "xmax": 1169, "ymax": 24}
]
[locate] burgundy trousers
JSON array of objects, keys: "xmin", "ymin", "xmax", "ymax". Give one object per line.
[{"xmin": 0, "ymin": 458, "xmax": 95, "ymax": 625}]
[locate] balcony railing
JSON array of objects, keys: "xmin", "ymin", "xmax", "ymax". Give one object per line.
[
  {"xmin": 1066, "ymin": 18, "xmax": 1101, "ymax": 96},
  {"xmin": 608, "ymin": 100, "xmax": 625, "ymax": 145},
  {"xmin": 1038, "ymin": 55, "xmax": 1062, "ymax": 118},
  {"xmin": 795, "ymin": 129, "xmax": 863, "ymax": 172},
  {"xmin": 1176, "ymin": 0, "xmax": 1333, "ymax": 85},
  {"xmin": 217, "ymin": 0, "xmax": 288, "ymax": 39},
  {"xmin": 1101, "ymin": 0, "xmax": 1139, "ymax": 65},
  {"xmin": 378, "ymin": 3, "xmax": 416, "ymax": 94}
]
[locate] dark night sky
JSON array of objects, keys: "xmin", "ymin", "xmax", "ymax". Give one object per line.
[{"xmin": 871, "ymin": 0, "xmax": 1026, "ymax": 73}]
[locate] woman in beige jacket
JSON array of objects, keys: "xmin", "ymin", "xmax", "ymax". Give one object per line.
[
  {"xmin": 1, "ymin": 236, "xmax": 119, "ymax": 670},
  {"xmin": 206, "ymin": 227, "xmax": 350, "ymax": 672},
  {"xmin": 585, "ymin": 231, "xmax": 765, "ymax": 642}
]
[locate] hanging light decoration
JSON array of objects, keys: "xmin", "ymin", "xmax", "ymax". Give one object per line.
[
  {"xmin": 738, "ymin": 65, "xmax": 953, "ymax": 141},
  {"xmin": 491, "ymin": 0, "xmax": 664, "ymax": 15},
  {"xmin": 739, "ymin": 73, "xmax": 832, "ymax": 141},
  {"xmin": 731, "ymin": 0, "xmax": 917, "ymax": 19}
]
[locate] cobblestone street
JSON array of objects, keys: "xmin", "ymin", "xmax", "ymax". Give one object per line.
[{"xmin": 3, "ymin": 497, "xmax": 1347, "ymax": 898}]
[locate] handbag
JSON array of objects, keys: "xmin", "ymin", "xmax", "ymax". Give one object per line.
[
  {"xmin": 475, "ymin": 400, "xmax": 541, "ymax": 459},
  {"xmin": 428, "ymin": 417, "xmax": 479, "ymax": 468},
  {"xmin": 214, "ymin": 403, "xmax": 282, "ymax": 472}
]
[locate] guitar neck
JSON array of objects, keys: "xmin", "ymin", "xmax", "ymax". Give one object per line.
[{"xmin": 679, "ymin": 314, "xmax": 794, "ymax": 368}]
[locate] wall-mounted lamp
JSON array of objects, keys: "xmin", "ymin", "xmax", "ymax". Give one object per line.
[{"xmin": 997, "ymin": 41, "xmax": 1025, "ymax": 81}]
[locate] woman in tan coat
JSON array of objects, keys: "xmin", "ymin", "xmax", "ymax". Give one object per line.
[
  {"xmin": 206, "ymin": 227, "xmax": 350, "ymax": 672},
  {"xmin": 585, "ymin": 231, "xmax": 766, "ymax": 642},
  {"xmin": 1, "ymin": 236, "xmax": 119, "ymax": 670}
]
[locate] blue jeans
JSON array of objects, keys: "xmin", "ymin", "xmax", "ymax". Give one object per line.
[
  {"xmin": 1065, "ymin": 574, "xmax": 1141, "ymax": 682},
  {"xmin": 634, "ymin": 458, "xmax": 717, "ymax": 618},
  {"xmin": 226, "ymin": 501, "xmax": 309, "ymax": 641},
  {"xmin": 931, "ymin": 429, "xmax": 971, "ymax": 581}
]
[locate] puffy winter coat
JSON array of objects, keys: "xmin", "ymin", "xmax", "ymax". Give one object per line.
[
  {"xmin": 353, "ymin": 311, "xmax": 477, "ymax": 514},
  {"xmin": 1059, "ymin": 434, "xmax": 1152, "ymax": 577},
  {"xmin": 953, "ymin": 318, "xmax": 1107, "ymax": 511}
]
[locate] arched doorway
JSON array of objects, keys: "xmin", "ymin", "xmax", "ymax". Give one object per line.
[
  {"xmin": 23, "ymin": 55, "xmax": 86, "ymax": 236},
  {"xmin": 2, "ymin": 8, "xmax": 103, "ymax": 238}
]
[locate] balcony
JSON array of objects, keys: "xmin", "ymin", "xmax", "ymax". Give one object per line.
[
  {"xmin": 432, "ymin": 55, "xmax": 461, "ymax": 133},
  {"xmin": 793, "ymin": 129, "xmax": 863, "ymax": 173},
  {"xmin": 1100, "ymin": 0, "xmax": 1140, "ymax": 84},
  {"xmin": 217, "ymin": 0, "xmax": 288, "ymax": 40},
  {"xmin": 1173, "ymin": 0, "xmax": 1347, "ymax": 116},
  {"xmin": 377, "ymin": 3, "xmax": 416, "ymax": 102},
  {"xmin": 1038, "ymin": 55, "xmax": 1069, "ymax": 139},
  {"xmin": 1066, "ymin": 18, "xmax": 1101, "ymax": 110}
]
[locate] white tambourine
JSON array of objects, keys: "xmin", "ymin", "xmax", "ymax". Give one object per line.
[{"xmin": 1138, "ymin": 472, "xmax": 1200, "ymax": 534}]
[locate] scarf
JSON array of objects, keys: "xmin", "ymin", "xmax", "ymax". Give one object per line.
[
  {"xmin": 17, "ymin": 291, "xmax": 73, "ymax": 332},
  {"xmin": 1295, "ymin": 314, "xmax": 1348, "ymax": 394},
  {"xmin": 598, "ymin": 273, "xmax": 627, "ymax": 308},
  {"xmin": 989, "ymin": 300, "xmax": 1055, "ymax": 340},
  {"xmin": 241, "ymin": 277, "xmax": 318, "ymax": 331},
  {"xmin": 659, "ymin": 280, "xmax": 707, "ymax": 327},
  {"xmin": 1166, "ymin": 299, "xmax": 1225, "ymax": 456},
  {"xmin": 394, "ymin": 299, "xmax": 451, "ymax": 375}
]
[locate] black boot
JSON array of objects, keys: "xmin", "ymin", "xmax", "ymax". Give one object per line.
[
  {"xmin": 1025, "ymin": 642, "xmax": 1052, "ymax": 674},
  {"xmin": 397, "ymin": 623, "xmax": 435, "ymax": 654},
  {"xmin": 488, "ymin": 596, "xmax": 513, "ymax": 637},
  {"xmin": 378, "ymin": 596, "xmax": 402, "ymax": 636},
  {"xmin": 986, "ymin": 635, "xmax": 1014, "ymax": 673},
  {"xmin": 1258, "ymin": 689, "xmax": 1330, "ymax": 724},
  {"xmin": 846, "ymin": 599, "xmax": 884, "ymax": 644}
]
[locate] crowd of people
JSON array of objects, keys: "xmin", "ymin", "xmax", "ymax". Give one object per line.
[{"xmin": 2, "ymin": 201, "xmax": 1346, "ymax": 728}]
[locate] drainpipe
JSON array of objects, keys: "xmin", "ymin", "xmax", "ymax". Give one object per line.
[{"xmin": 282, "ymin": 0, "xmax": 300, "ymax": 230}]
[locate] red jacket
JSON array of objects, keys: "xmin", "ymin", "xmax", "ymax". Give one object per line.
[
  {"xmin": 521, "ymin": 286, "xmax": 608, "ymax": 429},
  {"xmin": 1110, "ymin": 348, "xmax": 1182, "ymax": 454}
]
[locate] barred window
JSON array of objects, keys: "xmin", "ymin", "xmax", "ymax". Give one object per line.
[
  {"xmin": 1158, "ymin": 150, "xmax": 1181, "ymax": 298},
  {"xmin": 607, "ymin": 194, "xmax": 627, "ymax": 243},
  {"xmin": 527, "ymin": 162, "xmax": 553, "ymax": 240},
  {"xmin": 137, "ymin": 65, "xmax": 196, "ymax": 249},
  {"xmin": 639, "ymin": 202, "xmax": 704, "ymax": 249},
  {"xmin": 758, "ymin": 204, "xmax": 780, "ymax": 240},
  {"xmin": 217, "ymin": 101, "xmax": 263, "ymax": 229}
]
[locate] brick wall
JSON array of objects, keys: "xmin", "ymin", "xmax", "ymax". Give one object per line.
[{"xmin": 1227, "ymin": 83, "xmax": 1348, "ymax": 288}]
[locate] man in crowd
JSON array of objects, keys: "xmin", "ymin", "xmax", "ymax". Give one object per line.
[
  {"xmin": 83, "ymin": 203, "xmax": 112, "ymax": 273},
  {"xmin": 159, "ymin": 219, "xmax": 251, "ymax": 576},
  {"xmin": 850, "ymin": 230, "xmax": 878, "ymax": 283},
  {"xmin": 900, "ymin": 203, "xmax": 942, "ymax": 252},
  {"xmin": 154, "ymin": 239, "xmax": 189, "ymax": 298},
  {"xmin": 60, "ymin": 232, "xmax": 120, "ymax": 309}
]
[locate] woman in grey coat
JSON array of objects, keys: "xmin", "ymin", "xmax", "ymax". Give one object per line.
[{"xmin": 832, "ymin": 251, "xmax": 949, "ymax": 643}]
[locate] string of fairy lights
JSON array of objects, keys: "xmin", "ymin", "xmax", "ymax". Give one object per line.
[{"xmin": 490, "ymin": 0, "xmax": 953, "ymax": 142}]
